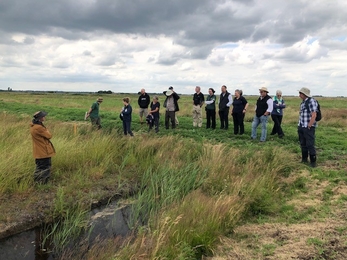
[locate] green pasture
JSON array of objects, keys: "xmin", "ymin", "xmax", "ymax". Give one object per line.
[{"xmin": 0, "ymin": 91, "xmax": 346, "ymax": 259}]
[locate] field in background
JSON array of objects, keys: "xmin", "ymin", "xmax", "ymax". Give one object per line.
[{"xmin": 0, "ymin": 92, "xmax": 347, "ymax": 259}]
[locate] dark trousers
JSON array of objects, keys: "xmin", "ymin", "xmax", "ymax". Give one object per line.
[
  {"xmin": 123, "ymin": 121, "xmax": 134, "ymax": 136},
  {"xmin": 218, "ymin": 108, "xmax": 229, "ymax": 129},
  {"xmin": 149, "ymin": 117, "xmax": 159, "ymax": 132},
  {"xmin": 206, "ymin": 109, "xmax": 216, "ymax": 129},
  {"xmin": 165, "ymin": 111, "xmax": 176, "ymax": 129},
  {"xmin": 271, "ymin": 114, "xmax": 284, "ymax": 136},
  {"xmin": 298, "ymin": 126, "xmax": 316, "ymax": 156},
  {"xmin": 90, "ymin": 117, "xmax": 101, "ymax": 129},
  {"xmin": 232, "ymin": 112, "xmax": 245, "ymax": 135},
  {"xmin": 34, "ymin": 157, "xmax": 52, "ymax": 184}
]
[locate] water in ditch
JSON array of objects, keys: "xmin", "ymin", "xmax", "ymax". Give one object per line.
[{"xmin": 0, "ymin": 201, "xmax": 131, "ymax": 260}]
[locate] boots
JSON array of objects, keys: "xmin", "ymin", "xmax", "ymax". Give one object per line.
[
  {"xmin": 301, "ymin": 151, "xmax": 308, "ymax": 164},
  {"xmin": 309, "ymin": 154, "xmax": 317, "ymax": 168}
]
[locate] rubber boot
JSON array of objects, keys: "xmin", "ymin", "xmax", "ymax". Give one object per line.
[
  {"xmin": 301, "ymin": 151, "xmax": 308, "ymax": 164},
  {"xmin": 309, "ymin": 154, "xmax": 317, "ymax": 168}
]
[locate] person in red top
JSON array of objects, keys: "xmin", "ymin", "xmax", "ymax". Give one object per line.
[{"xmin": 30, "ymin": 111, "xmax": 56, "ymax": 184}]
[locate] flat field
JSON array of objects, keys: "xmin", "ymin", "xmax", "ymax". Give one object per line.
[{"xmin": 0, "ymin": 91, "xmax": 347, "ymax": 259}]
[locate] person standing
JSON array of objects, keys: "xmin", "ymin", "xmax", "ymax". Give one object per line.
[
  {"xmin": 86, "ymin": 97, "xmax": 103, "ymax": 129},
  {"xmin": 30, "ymin": 111, "xmax": 56, "ymax": 184},
  {"xmin": 121, "ymin": 97, "xmax": 134, "ymax": 136},
  {"xmin": 251, "ymin": 87, "xmax": 273, "ymax": 142},
  {"xmin": 231, "ymin": 89, "xmax": 248, "ymax": 135},
  {"xmin": 205, "ymin": 88, "xmax": 217, "ymax": 129},
  {"xmin": 148, "ymin": 96, "xmax": 160, "ymax": 133},
  {"xmin": 138, "ymin": 89, "xmax": 150, "ymax": 124},
  {"xmin": 298, "ymin": 87, "xmax": 318, "ymax": 167},
  {"xmin": 270, "ymin": 90, "xmax": 286, "ymax": 138},
  {"xmin": 192, "ymin": 86, "xmax": 205, "ymax": 127},
  {"xmin": 218, "ymin": 85, "xmax": 233, "ymax": 130},
  {"xmin": 163, "ymin": 88, "xmax": 180, "ymax": 129}
]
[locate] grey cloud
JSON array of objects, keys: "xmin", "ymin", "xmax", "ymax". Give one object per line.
[{"xmin": 1, "ymin": 0, "xmax": 346, "ymax": 49}]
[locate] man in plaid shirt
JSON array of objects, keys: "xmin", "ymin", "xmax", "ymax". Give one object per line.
[{"xmin": 298, "ymin": 87, "xmax": 318, "ymax": 167}]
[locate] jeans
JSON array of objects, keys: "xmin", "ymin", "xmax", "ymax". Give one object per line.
[{"xmin": 251, "ymin": 115, "xmax": 269, "ymax": 141}]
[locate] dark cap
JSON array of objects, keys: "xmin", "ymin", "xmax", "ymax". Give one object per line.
[{"xmin": 33, "ymin": 111, "xmax": 48, "ymax": 119}]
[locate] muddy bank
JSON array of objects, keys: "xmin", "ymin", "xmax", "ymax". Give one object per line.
[
  {"xmin": 0, "ymin": 201, "xmax": 132, "ymax": 260},
  {"xmin": 0, "ymin": 183, "xmax": 137, "ymax": 240}
]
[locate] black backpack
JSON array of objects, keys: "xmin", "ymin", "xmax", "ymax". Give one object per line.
[{"xmin": 305, "ymin": 98, "xmax": 322, "ymax": 121}]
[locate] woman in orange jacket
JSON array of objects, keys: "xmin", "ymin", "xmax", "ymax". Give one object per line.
[{"xmin": 30, "ymin": 111, "xmax": 56, "ymax": 184}]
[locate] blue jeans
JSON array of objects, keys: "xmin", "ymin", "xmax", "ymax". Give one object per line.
[{"xmin": 251, "ymin": 115, "xmax": 269, "ymax": 141}]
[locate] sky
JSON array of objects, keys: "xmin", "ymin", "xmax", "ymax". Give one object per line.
[{"xmin": 0, "ymin": 0, "xmax": 346, "ymax": 97}]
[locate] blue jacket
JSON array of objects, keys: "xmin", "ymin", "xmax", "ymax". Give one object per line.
[{"xmin": 122, "ymin": 104, "xmax": 132, "ymax": 122}]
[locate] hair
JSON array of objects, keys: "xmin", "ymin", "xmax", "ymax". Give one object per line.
[
  {"xmin": 235, "ymin": 89, "xmax": 243, "ymax": 96},
  {"xmin": 123, "ymin": 97, "xmax": 130, "ymax": 103},
  {"xmin": 153, "ymin": 96, "xmax": 158, "ymax": 101},
  {"xmin": 222, "ymin": 85, "xmax": 227, "ymax": 89},
  {"xmin": 209, "ymin": 88, "xmax": 215, "ymax": 94},
  {"xmin": 276, "ymin": 90, "xmax": 282, "ymax": 95}
]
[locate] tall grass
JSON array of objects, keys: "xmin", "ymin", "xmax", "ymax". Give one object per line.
[{"xmin": 1, "ymin": 93, "xmax": 346, "ymax": 259}]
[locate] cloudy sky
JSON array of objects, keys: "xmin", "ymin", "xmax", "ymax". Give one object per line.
[{"xmin": 1, "ymin": 0, "xmax": 346, "ymax": 96}]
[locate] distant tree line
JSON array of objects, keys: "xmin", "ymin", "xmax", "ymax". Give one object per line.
[{"xmin": 97, "ymin": 90, "xmax": 113, "ymax": 94}]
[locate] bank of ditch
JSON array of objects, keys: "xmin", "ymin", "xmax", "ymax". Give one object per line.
[{"xmin": 1, "ymin": 113, "xmax": 297, "ymax": 258}]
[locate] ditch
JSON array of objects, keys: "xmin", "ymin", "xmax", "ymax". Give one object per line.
[{"xmin": 0, "ymin": 201, "xmax": 132, "ymax": 260}]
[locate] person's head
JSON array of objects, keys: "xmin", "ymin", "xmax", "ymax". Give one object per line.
[
  {"xmin": 276, "ymin": 90, "xmax": 282, "ymax": 99},
  {"xmin": 141, "ymin": 89, "xmax": 145, "ymax": 95},
  {"xmin": 123, "ymin": 97, "xmax": 130, "ymax": 105},
  {"xmin": 33, "ymin": 111, "xmax": 48, "ymax": 122},
  {"xmin": 169, "ymin": 86, "xmax": 173, "ymax": 90},
  {"xmin": 259, "ymin": 87, "xmax": 269, "ymax": 97},
  {"xmin": 195, "ymin": 86, "xmax": 201, "ymax": 93},
  {"xmin": 97, "ymin": 97, "xmax": 103, "ymax": 103},
  {"xmin": 208, "ymin": 88, "xmax": 215, "ymax": 95},
  {"xmin": 221, "ymin": 85, "xmax": 227, "ymax": 93},
  {"xmin": 235, "ymin": 89, "xmax": 242, "ymax": 98},
  {"xmin": 298, "ymin": 87, "xmax": 311, "ymax": 100},
  {"xmin": 153, "ymin": 96, "xmax": 158, "ymax": 103}
]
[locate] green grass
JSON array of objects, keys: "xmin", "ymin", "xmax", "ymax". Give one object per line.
[{"xmin": 1, "ymin": 92, "xmax": 347, "ymax": 259}]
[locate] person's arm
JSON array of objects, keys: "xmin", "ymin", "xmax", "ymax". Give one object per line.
[
  {"xmin": 86, "ymin": 103, "xmax": 94, "ymax": 118},
  {"xmin": 265, "ymin": 99, "xmax": 273, "ymax": 115},
  {"xmin": 205, "ymin": 99, "xmax": 214, "ymax": 105},
  {"xmin": 37, "ymin": 126, "xmax": 53, "ymax": 139},
  {"xmin": 243, "ymin": 99, "xmax": 249, "ymax": 114},
  {"xmin": 226, "ymin": 94, "xmax": 233, "ymax": 107}
]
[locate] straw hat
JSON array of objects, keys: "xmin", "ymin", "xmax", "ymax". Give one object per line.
[
  {"xmin": 298, "ymin": 87, "xmax": 311, "ymax": 97},
  {"xmin": 259, "ymin": 87, "xmax": 269, "ymax": 93}
]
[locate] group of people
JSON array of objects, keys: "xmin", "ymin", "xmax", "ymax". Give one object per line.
[{"xmin": 30, "ymin": 86, "xmax": 319, "ymax": 184}]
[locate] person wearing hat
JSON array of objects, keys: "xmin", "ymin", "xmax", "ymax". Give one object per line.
[
  {"xmin": 298, "ymin": 87, "xmax": 318, "ymax": 167},
  {"xmin": 30, "ymin": 111, "xmax": 56, "ymax": 184},
  {"xmin": 86, "ymin": 97, "xmax": 103, "ymax": 129},
  {"xmin": 163, "ymin": 86, "xmax": 179, "ymax": 125},
  {"xmin": 163, "ymin": 87, "xmax": 180, "ymax": 129},
  {"xmin": 251, "ymin": 87, "xmax": 273, "ymax": 142},
  {"xmin": 205, "ymin": 88, "xmax": 217, "ymax": 129}
]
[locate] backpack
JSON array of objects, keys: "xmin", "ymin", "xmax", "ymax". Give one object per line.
[{"xmin": 305, "ymin": 98, "xmax": 322, "ymax": 121}]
